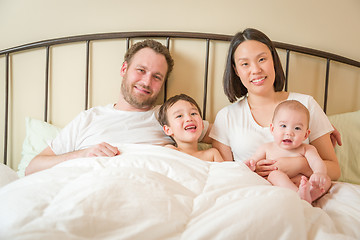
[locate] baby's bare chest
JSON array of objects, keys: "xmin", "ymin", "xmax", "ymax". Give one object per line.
[{"xmin": 265, "ymin": 145, "xmax": 305, "ymax": 160}]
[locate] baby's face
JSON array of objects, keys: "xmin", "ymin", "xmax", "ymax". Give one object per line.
[
  {"xmin": 271, "ymin": 108, "xmax": 310, "ymax": 150},
  {"xmin": 164, "ymin": 100, "xmax": 204, "ymax": 143}
]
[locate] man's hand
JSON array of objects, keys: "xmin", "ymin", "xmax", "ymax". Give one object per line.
[
  {"xmin": 26, "ymin": 143, "xmax": 120, "ymax": 176},
  {"xmin": 83, "ymin": 142, "xmax": 120, "ymax": 157}
]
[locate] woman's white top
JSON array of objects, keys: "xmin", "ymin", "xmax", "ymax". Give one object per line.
[{"xmin": 209, "ymin": 92, "xmax": 333, "ymax": 162}]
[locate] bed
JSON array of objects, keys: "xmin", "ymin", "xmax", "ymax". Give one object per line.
[{"xmin": 0, "ymin": 31, "xmax": 360, "ymax": 239}]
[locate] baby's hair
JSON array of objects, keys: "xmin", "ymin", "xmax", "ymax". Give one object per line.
[
  {"xmin": 158, "ymin": 94, "xmax": 202, "ymax": 127},
  {"xmin": 273, "ymin": 100, "xmax": 310, "ymax": 127}
]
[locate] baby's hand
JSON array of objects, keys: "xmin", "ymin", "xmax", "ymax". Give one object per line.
[
  {"xmin": 309, "ymin": 172, "xmax": 328, "ymax": 192},
  {"xmin": 244, "ymin": 159, "xmax": 256, "ymax": 171}
]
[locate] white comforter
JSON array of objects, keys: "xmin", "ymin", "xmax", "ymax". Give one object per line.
[{"xmin": 0, "ymin": 144, "xmax": 359, "ymax": 240}]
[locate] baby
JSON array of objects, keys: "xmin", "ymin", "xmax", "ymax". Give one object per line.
[
  {"xmin": 245, "ymin": 100, "xmax": 331, "ymax": 203},
  {"xmin": 158, "ymin": 94, "xmax": 223, "ymax": 162}
]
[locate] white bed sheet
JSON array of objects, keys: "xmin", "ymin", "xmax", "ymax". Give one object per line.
[{"xmin": 0, "ymin": 144, "xmax": 359, "ymax": 240}]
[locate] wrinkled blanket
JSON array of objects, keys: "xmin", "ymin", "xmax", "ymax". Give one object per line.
[{"xmin": 0, "ymin": 144, "xmax": 359, "ymax": 240}]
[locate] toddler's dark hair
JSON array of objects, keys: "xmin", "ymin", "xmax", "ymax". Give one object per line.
[{"xmin": 158, "ymin": 94, "xmax": 202, "ymax": 127}]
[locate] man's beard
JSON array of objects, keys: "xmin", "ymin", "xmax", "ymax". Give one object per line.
[{"xmin": 121, "ymin": 75, "xmax": 158, "ymax": 109}]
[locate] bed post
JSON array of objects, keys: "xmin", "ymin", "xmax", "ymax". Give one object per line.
[
  {"xmin": 323, "ymin": 59, "xmax": 330, "ymax": 113},
  {"xmin": 163, "ymin": 37, "xmax": 171, "ymax": 103},
  {"xmin": 285, "ymin": 50, "xmax": 290, "ymax": 91},
  {"xmin": 85, "ymin": 40, "xmax": 90, "ymax": 110},
  {"xmin": 202, "ymin": 39, "xmax": 210, "ymax": 120},
  {"xmin": 44, "ymin": 46, "xmax": 50, "ymax": 122},
  {"xmin": 3, "ymin": 53, "xmax": 9, "ymax": 165}
]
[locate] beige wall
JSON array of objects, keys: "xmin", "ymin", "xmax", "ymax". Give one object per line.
[
  {"xmin": 1, "ymin": 0, "xmax": 359, "ymax": 61},
  {"xmin": 0, "ymin": 0, "xmax": 360, "ymax": 170}
]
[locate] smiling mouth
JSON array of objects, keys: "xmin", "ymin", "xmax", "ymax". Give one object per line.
[
  {"xmin": 134, "ymin": 85, "xmax": 151, "ymax": 95},
  {"xmin": 251, "ymin": 76, "xmax": 266, "ymax": 83},
  {"xmin": 184, "ymin": 125, "xmax": 197, "ymax": 131},
  {"xmin": 282, "ymin": 139, "xmax": 292, "ymax": 143}
]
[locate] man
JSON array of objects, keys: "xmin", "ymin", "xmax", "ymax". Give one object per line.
[{"xmin": 26, "ymin": 40, "xmax": 210, "ymax": 175}]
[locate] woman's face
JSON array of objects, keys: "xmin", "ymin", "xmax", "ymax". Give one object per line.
[{"xmin": 233, "ymin": 40, "xmax": 276, "ymax": 96}]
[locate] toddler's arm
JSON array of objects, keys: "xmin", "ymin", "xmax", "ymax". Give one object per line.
[
  {"xmin": 211, "ymin": 148, "xmax": 225, "ymax": 162},
  {"xmin": 165, "ymin": 144, "xmax": 177, "ymax": 150}
]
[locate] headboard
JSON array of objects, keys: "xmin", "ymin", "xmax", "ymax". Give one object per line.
[{"xmin": 1, "ymin": 31, "xmax": 360, "ymax": 169}]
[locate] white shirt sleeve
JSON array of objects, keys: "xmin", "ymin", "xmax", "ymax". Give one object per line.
[
  {"xmin": 49, "ymin": 111, "xmax": 85, "ymax": 155},
  {"xmin": 209, "ymin": 107, "xmax": 231, "ymax": 146},
  {"xmin": 307, "ymin": 96, "xmax": 334, "ymax": 142}
]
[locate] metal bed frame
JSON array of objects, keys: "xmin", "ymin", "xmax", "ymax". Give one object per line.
[{"xmin": 1, "ymin": 31, "xmax": 360, "ymax": 165}]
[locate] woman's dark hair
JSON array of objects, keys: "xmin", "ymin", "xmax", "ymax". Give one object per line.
[{"xmin": 223, "ymin": 28, "xmax": 285, "ymax": 103}]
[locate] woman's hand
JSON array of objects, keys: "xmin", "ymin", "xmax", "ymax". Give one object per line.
[
  {"xmin": 255, "ymin": 156, "xmax": 311, "ymax": 179},
  {"xmin": 255, "ymin": 159, "xmax": 277, "ymax": 177},
  {"xmin": 330, "ymin": 125, "xmax": 342, "ymax": 147},
  {"xmin": 273, "ymin": 156, "xmax": 312, "ymax": 178}
]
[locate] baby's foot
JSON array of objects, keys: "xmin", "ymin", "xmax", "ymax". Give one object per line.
[{"xmin": 298, "ymin": 176, "xmax": 312, "ymax": 204}]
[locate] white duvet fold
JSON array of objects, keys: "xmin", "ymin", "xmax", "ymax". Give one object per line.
[{"xmin": 0, "ymin": 144, "xmax": 359, "ymax": 240}]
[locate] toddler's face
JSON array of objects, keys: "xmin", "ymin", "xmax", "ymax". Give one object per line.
[
  {"xmin": 163, "ymin": 100, "xmax": 203, "ymax": 143},
  {"xmin": 271, "ymin": 108, "xmax": 310, "ymax": 150}
]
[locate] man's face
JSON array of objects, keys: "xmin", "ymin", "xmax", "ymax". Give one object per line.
[{"xmin": 120, "ymin": 48, "xmax": 168, "ymax": 110}]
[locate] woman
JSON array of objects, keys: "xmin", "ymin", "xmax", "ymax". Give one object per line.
[{"xmin": 210, "ymin": 28, "xmax": 341, "ymax": 180}]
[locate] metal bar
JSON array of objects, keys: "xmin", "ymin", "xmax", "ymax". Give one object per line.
[
  {"xmin": 273, "ymin": 42, "xmax": 360, "ymax": 68},
  {"xmin": 165, "ymin": 37, "xmax": 170, "ymax": 48},
  {"xmin": 85, "ymin": 40, "xmax": 90, "ymax": 110},
  {"xmin": 284, "ymin": 50, "xmax": 290, "ymax": 91},
  {"xmin": 0, "ymin": 32, "xmax": 232, "ymax": 55},
  {"xmin": 1, "ymin": 32, "xmax": 359, "ymax": 68},
  {"xmin": 126, "ymin": 38, "xmax": 130, "ymax": 51},
  {"xmin": 3, "ymin": 53, "xmax": 9, "ymax": 165},
  {"xmin": 163, "ymin": 37, "xmax": 170, "ymax": 102},
  {"xmin": 323, "ymin": 59, "xmax": 331, "ymax": 113},
  {"xmin": 202, "ymin": 39, "xmax": 210, "ymax": 120},
  {"xmin": 44, "ymin": 46, "xmax": 50, "ymax": 122}
]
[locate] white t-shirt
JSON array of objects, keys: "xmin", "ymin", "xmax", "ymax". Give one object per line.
[
  {"xmin": 209, "ymin": 92, "xmax": 333, "ymax": 162},
  {"xmin": 50, "ymin": 104, "xmax": 209, "ymax": 155}
]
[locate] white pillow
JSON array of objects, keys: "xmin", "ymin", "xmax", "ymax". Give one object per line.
[
  {"xmin": 17, "ymin": 117, "xmax": 61, "ymax": 177},
  {"xmin": 328, "ymin": 110, "xmax": 360, "ymax": 185}
]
